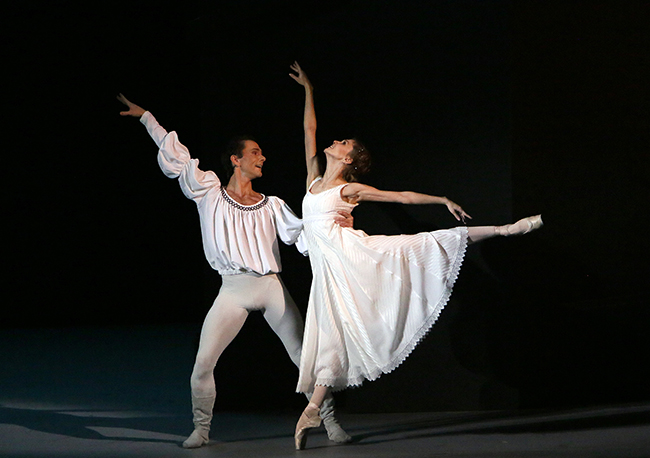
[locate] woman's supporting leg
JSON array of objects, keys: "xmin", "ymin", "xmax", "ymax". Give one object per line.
[
  {"xmin": 295, "ymin": 385, "xmax": 331, "ymax": 450},
  {"xmin": 262, "ymin": 275, "xmax": 351, "ymax": 443},
  {"xmin": 309, "ymin": 385, "xmax": 330, "ymax": 407}
]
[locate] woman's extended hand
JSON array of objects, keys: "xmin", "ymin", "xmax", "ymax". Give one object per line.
[
  {"xmin": 117, "ymin": 93, "xmax": 146, "ymax": 118},
  {"xmin": 289, "ymin": 61, "xmax": 312, "ymax": 90},
  {"xmin": 445, "ymin": 199, "xmax": 472, "ymax": 223}
]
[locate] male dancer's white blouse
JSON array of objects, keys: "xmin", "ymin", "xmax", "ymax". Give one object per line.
[{"xmin": 140, "ymin": 111, "xmax": 304, "ymax": 276}]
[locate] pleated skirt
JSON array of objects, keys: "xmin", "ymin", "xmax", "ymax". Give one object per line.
[{"xmin": 296, "ymin": 225, "xmax": 468, "ymax": 393}]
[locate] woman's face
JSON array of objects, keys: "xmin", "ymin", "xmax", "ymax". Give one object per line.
[{"xmin": 324, "ymin": 139, "xmax": 354, "ymax": 162}]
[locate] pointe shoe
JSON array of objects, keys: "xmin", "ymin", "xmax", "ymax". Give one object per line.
[
  {"xmin": 498, "ymin": 214, "xmax": 543, "ymax": 236},
  {"xmin": 295, "ymin": 403, "xmax": 322, "ymax": 450}
]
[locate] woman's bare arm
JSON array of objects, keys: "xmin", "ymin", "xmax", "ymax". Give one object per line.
[
  {"xmin": 342, "ymin": 182, "xmax": 471, "ymax": 222},
  {"xmin": 289, "ymin": 62, "xmax": 321, "ymax": 188}
]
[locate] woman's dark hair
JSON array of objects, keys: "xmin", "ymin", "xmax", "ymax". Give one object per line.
[
  {"xmin": 342, "ymin": 138, "xmax": 371, "ymax": 182},
  {"xmin": 221, "ymin": 135, "xmax": 257, "ymax": 178}
]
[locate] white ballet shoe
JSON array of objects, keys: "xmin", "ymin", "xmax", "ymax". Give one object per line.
[
  {"xmin": 497, "ymin": 214, "xmax": 543, "ymax": 236},
  {"xmin": 182, "ymin": 428, "xmax": 209, "ymax": 448},
  {"xmin": 182, "ymin": 395, "xmax": 214, "ymax": 448},
  {"xmin": 323, "ymin": 417, "xmax": 352, "ymax": 443},
  {"xmin": 320, "ymin": 396, "xmax": 352, "ymax": 443},
  {"xmin": 295, "ymin": 402, "xmax": 322, "ymax": 450}
]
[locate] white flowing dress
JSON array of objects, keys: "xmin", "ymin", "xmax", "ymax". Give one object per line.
[{"xmin": 296, "ymin": 178, "xmax": 468, "ymax": 393}]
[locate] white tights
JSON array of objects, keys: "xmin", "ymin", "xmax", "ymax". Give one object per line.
[
  {"xmin": 190, "ymin": 273, "xmax": 304, "ymax": 398},
  {"xmin": 466, "ymin": 226, "xmax": 498, "ymax": 245},
  {"xmin": 466, "ymin": 215, "xmax": 542, "ymax": 245}
]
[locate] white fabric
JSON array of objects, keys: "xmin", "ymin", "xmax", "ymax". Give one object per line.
[
  {"xmin": 296, "ymin": 178, "xmax": 468, "ymax": 393},
  {"xmin": 140, "ymin": 111, "xmax": 305, "ymax": 275},
  {"xmin": 190, "ymin": 273, "xmax": 304, "ymax": 398}
]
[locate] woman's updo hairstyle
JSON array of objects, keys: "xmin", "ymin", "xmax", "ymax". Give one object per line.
[{"xmin": 343, "ymin": 138, "xmax": 371, "ymax": 182}]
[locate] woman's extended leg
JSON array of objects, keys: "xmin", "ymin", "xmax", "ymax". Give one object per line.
[{"xmin": 467, "ymin": 215, "xmax": 543, "ymax": 244}]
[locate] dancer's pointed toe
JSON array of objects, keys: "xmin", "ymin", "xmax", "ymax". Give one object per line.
[
  {"xmin": 498, "ymin": 214, "xmax": 543, "ymax": 236},
  {"xmin": 517, "ymin": 214, "xmax": 543, "ymax": 235},
  {"xmin": 295, "ymin": 403, "xmax": 322, "ymax": 450}
]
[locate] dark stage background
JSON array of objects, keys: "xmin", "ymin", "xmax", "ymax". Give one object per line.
[{"xmin": 5, "ymin": 1, "xmax": 648, "ymax": 414}]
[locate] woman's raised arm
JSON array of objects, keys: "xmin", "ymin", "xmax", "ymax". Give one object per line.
[{"xmin": 290, "ymin": 62, "xmax": 321, "ymax": 188}]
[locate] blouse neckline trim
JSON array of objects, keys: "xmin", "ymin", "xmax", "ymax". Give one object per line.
[{"xmin": 221, "ymin": 187, "xmax": 269, "ymax": 211}]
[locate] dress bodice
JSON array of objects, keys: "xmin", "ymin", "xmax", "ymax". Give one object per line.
[{"xmin": 302, "ymin": 181, "xmax": 356, "ymax": 224}]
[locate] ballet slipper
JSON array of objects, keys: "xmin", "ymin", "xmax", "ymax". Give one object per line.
[
  {"xmin": 295, "ymin": 402, "xmax": 322, "ymax": 450},
  {"xmin": 497, "ymin": 215, "xmax": 543, "ymax": 236},
  {"xmin": 182, "ymin": 428, "xmax": 209, "ymax": 449},
  {"xmin": 320, "ymin": 397, "xmax": 352, "ymax": 443},
  {"xmin": 182, "ymin": 395, "xmax": 214, "ymax": 448}
]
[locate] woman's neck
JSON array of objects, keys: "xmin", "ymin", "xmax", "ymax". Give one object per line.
[{"xmin": 321, "ymin": 157, "xmax": 348, "ymax": 186}]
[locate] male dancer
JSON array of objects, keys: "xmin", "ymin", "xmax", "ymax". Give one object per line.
[{"xmin": 117, "ymin": 94, "xmax": 351, "ymax": 448}]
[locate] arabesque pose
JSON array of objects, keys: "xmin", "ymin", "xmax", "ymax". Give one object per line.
[{"xmin": 288, "ymin": 62, "xmax": 543, "ymax": 450}]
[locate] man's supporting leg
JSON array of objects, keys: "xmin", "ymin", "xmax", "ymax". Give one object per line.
[
  {"xmin": 319, "ymin": 394, "xmax": 352, "ymax": 443},
  {"xmin": 184, "ymin": 290, "xmax": 249, "ymax": 448}
]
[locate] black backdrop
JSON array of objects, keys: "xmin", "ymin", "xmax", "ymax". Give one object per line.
[{"xmin": 5, "ymin": 1, "xmax": 648, "ymax": 412}]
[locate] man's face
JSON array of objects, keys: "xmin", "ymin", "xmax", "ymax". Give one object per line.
[{"xmin": 235, "ymin": 140, "xmax": 266, "ymax": 178}]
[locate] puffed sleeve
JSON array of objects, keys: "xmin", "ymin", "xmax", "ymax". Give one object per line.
[
  {"xmin": 178, "ymin": 159, "xmax": 220, "ymax": 202},
  {"xmin": 270, "ymin": 197, "xmax": 308, "ymax": 256},
  {"xmin": 295, "ymin": 232, "xmax": 309, "ymax": 257},
  {"xmin": 140, "ymin": 111, "xmax": 221, "ymax": 202}
]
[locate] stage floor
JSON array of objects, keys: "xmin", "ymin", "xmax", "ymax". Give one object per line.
[
  {"xmin": 2, "ymin": 405, "xmax": 650, "ymax": 457},
  {"xmin": 2, "ymin": 325, "xmax": 649, "ymax": 457}
]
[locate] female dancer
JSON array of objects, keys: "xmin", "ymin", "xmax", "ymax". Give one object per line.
[{"xmin": 289, "ymin": 62, "xmax": 542, "ymax": 450}]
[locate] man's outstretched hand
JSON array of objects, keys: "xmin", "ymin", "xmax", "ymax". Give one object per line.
[{"xmin": 117, "ymin": 93, "xmax": 146, "ymax": 118}]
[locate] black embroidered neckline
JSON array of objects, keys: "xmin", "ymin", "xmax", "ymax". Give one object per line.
[{"xmin": 221, "ymin": 187, "xmax": 269, "ymax": 211}]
